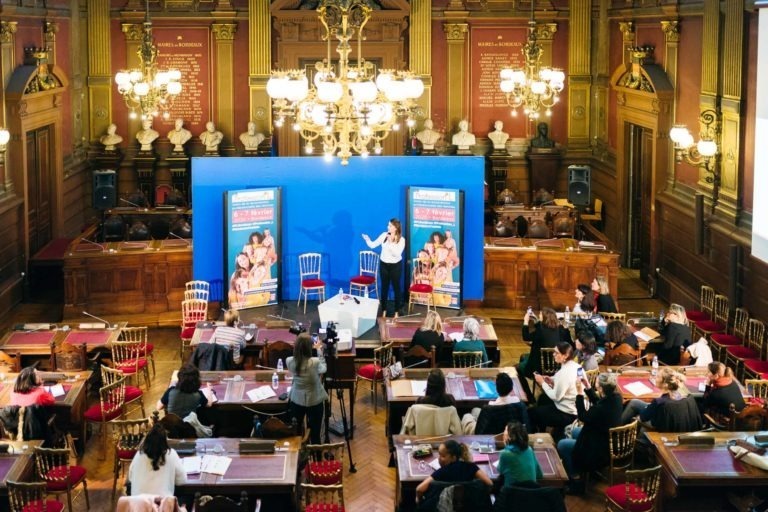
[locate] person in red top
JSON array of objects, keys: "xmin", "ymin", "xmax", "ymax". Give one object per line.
[{"xmin": 10, "ymin": 367, "xmax": 55, "ymax": 407}]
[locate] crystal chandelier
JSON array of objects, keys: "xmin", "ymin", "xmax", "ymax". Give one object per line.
[
  {"xmin": 266, "ymin": 0, "xmax": 424, "ymax": 165},
  {"xmin": 114, "ymin": 0, "xmax": 182, "ymax": 120},
  {"xmin": 498, "ymin": 0, "xmax": 565, "ymax": 119}
]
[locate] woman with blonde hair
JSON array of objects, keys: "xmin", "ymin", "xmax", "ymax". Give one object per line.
[
  {"xmin": 409, "ymin": 310, "xmax": 445, "ymax": 355},
  {"xmin": 621, "ymin": 367, "xmax": 694, "ymax": 426},
  {"xmin": 658, "ymin": 303, "xmax": 691, "ymax": 365},
  {"xmin": 591, "ymin": 276, "xmax": 617, "ymax": 313}
]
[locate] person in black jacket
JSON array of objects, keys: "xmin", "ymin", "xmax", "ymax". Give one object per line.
[
  {"xmin": 657, "ymin": 304, "xmax": 691, "ymax": 365},
  {"xmin": 702, "ymin": 361, "xmax": 745, "ymax": 417},
  {"xmin": 592, "ymin": 276, "xmax": 618, "ymax": 313},
  {"xmin": 460, "ymin": 372, "xmax": 531, "ymax": 434},
  {"xmin": 517, "ymin": 308, "xmax": 572, "ymax": 401},
  {"xmin": 556, "ymin": 372, "xmax": 623, "ymax": 494},
  {"xmin": 409, "ymin": 310, "xmax": 445, "ymax": 361}
]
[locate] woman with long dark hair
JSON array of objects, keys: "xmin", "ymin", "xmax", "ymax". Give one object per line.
[
  {"xmin": 10, "ymin": 366, "xmax": 55, "ymax": 407},
  {"xmin": 574, "ymin": 284, "xmax": 595, "ymax": 314},
  {"xmin": 497, "ymin": 420, "xmax": 542, "ymax": 487},
  {"xmin": 529, "ymin": 342, "xmax": 580, "ymax": 439},
  {"xmin": 517, "ymin": 307, "xmax": 572, "ymax": 401},
  {"xmin": 286, "ymin": 333, "xmax": 328, "ymax": 444},
  {"xmin": 158, "ymin": 363, "xmax": 209, "ymax": 418},
  {"xmin": 128, "ymin": 423, "xmax": 185, "ymax": 496},
  {"xmin": 417, "ymin": 368, "xmax": 456, "ymax": 408},
  {"xmin": 363, "ymin": 218, "xmax": 405, "ymax": 317}
]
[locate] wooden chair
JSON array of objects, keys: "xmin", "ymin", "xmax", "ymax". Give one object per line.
[
  {"xmin": 585, "ymin": 368, "xmax": 599, "ymax": 389},
  {"xmin": 181, "ymin": 298, "xmax": 208, "ymax": 360},
  {"xmin": 540, "ymin": 347, "xmax": 560, "ymax": 376},
  {"xmin": 605, "ymin": 343, "xmax": 642, "ymax": 367},
  {"xmin": 745, "ymin": 379, "xmax": 768, "ymax": 400},
  {"xmin": 263, "ymin": 340, "xmax": 293, "ymax": 369},
  {"xmin": 349, "ymin": 250, "xmax": 379, "ymax": 298},
  {"xmin": 185, "ymin": 280, "xmax": 210, "ymax": 302},
  {"xmin": 581, "ymin": 197, "xmax": 603, "ymax": 229},
  {"xmin": 300, "ymin": 483, "xmax": 344, "ymax": 512},
  {"xmin": 604, "ymin": 465, "xmax": 662, "ymax": 512},
  {"xmin": 452, "ymin": 351, "xmax": 483, "ymax": 368},
  {"xmin": 354, "ymin": 342, "xmax": 394, "ymax": 414},
  {"xmin": 691, "ymin": 293, "xmax": 728, "ymax": 341},
  {"xmin": 194, "ymin": 491, "xmax": 249, "ymax": 512},
  {"xmin": 603, "ymin": 419, "xmax": 638, "ymax": 485},
  {"xmin": 111, "ymin": 417, "xmax": 151, "ymax": 500},
  {"xmin": 600, "ymin": 312, "xmax": 627, "ymax": 323},
  {"xmin": 7, "ymin": 480, "xmax": 63, "ymax": 512},
  {"xmin": 402, "ymin": 345, "xmax": 436, "ymax": 369},
  {"xmin": 527, "ymin": 219, "xmax": 550, "ymax": 238},
  {"xmin": 304, "ymin": 442, "xmax": 345, "ymax": 485},
  {"xmin": 83, "ymin": 377, "xmax": 126, "ymax": 459},
  {"xmin": 0, "ymin": 349, "xmax": 21, "ymax": 373},
  {"xmin": 710, "ymin": 307, "xmax": 749, "ymax": 363},
  {"xmin": 705, "ymin": 403, "xmax": 768, "ymax": 432},
  {"xmin": 111, "ymin": 338, "xmax": 151, "ymax": 391},
  {"xmin": 727, "ymin": 319, "xmax": 765, "ymax": 380},
  {"xmin": 101, "ymin": 365, "xmax": 145, "ymax": 418},
  {"xmin": 686, "ymin": 285, "xmax": 717, "ymax": 323},
  {"xmin": 158, "ymin": 412, "xmax": 197, "ymax": 439},
  {"xmin": 298, "ymin": 252, "xmax": 326, "ymax": 314},
  {"xmin": 408, "ymin": 258, "xmax": 435, "ymax": 313},
  {"xmin": 119, "ymin": 326, "xmax": 155, "ymax": 379},
  {"xmin": 552, "ymin": 214, "xmax": 575, "ymax": 238},
  {"xmin": 49, "ymin": 342, "xmax": 88, "ymax": 371},
  {"xmin": 34, "ymin": 446, "xmax": 90, "ymax": 511}
]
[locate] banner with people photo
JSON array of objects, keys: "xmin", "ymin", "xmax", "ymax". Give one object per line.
[
  {"xmin": 224, "ymin": 188, "xmax": 281, "ymax": 310},
  {"xmin": 406, "ymin": 187, "xmax": 464, "ymax": 309}
]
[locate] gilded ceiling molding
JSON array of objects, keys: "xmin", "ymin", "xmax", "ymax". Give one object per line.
[
  {"xmin": 660, "ymin": 20, "xmax": 679, "ymax": 43},
  {"xmin": 443, "ymin": 23, "xmax": 468, "ymax": 41}
]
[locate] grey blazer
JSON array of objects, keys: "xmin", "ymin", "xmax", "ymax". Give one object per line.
[{"xmin": 286, "ymin": 355, "xmax": 329, "ymax": 407}]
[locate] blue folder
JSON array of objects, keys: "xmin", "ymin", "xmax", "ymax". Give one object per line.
[{"xmin": 474, "ymin": 379, "xmax": 499, "ymax": 400}]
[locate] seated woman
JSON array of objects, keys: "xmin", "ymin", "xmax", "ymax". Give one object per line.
[
  {"xmin": 208, "ymin": 309, "xmax": 246, "ymax": 365},
  {"xmin": 620, "ymin": 368, "xmax": 689, "ymax": 426},
  {"xmin": 461, "ymin": 373, "xmax": 530, "ymax": 434},
  {"xmin": 157, "ymin": 363, "xmax": 209, "ymax": 419},
  {"xmin": 415, "ymin": 440, "xmax": 493, "ymax": 508},
  {"xmin": 574, "ymin": 331, "xmax": 599, "ymax": 371},
  {"xmin": 592, "ymin": 276, "xmax": 618, "ymax": 313},
  {"xmin": 517, "ymin": 307, "xmax": 572, "ymax": 401},
  {"xmin": 10, "ymin": 367, "xmax": 55, "ymax": 407},
  {"xmin": 453, "ymin": 318, "xmax": 488, "ymax": 364},
  {"xmin": 529, "ymin": 342, "xmax": 580, "ymax": 439},
  {"xmin": 703, "ymin": 361, "xmax": 745, "ymax": 417},
  {"xmin": 409, "ymin": 310, "xmax": 445, "ymax": 360},
  {"xmin": 556, "ymin": 373, "xmax": 623, "ymax": 494},
  {"xmin": 605, "ymin": 320, "xmax": 638, "ymax": 350},
  {"xmin": 497, "ymin": 421, "xmax": 542, "ymax": 487},
  {"xmin": 128, "ymin": 423, "xmax": 186, "ymax": 497},
  {"xmin": 417, "ymin": 369, "xmax": 456, "ymax": 408},
  {"xmin": 574, "ymin": 284, "xmax": 596, "ymax": 315},
  {"xmin": 657, "ymin": 304, "xmax": 692, "ymax": 366}
]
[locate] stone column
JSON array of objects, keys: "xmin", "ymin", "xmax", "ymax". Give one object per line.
[
  {"xmin": 567, "ymin": 0, "xmax": 591, "ymax": 149},
  {"xmin": 591, "ymin": 0, "xmax": 610, "ymax": 152},
  {"xmin": 249, "ymin": 0, "xmax": 271, "ymax": 135},
  {"xmin": 87, "ymin": 0, "xmax": 112, "ymax": 142},
  {"xmin": 212, "ymin": 23, "xmax": 237, "ymax": 151},
  {"xmin": 0, "ymin": 21, "xmax": 17, "ymax": 195},
  {"xmin": 443, "ymin": 22, "xmax": 469, "ymax": 132}
]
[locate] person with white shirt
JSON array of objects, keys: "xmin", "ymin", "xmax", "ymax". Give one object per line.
[
  {"xmin": 529, "ymin": 342, "xmax": 580, "ymax": 441},
  {"xmin": 362, "ymin": 218, "xmax": 405, "ymax": 317},
  {"xmin": 128, "ymin": 423, "xmax": 186, "ymax": 497}
]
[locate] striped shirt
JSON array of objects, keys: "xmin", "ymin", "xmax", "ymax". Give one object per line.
[{"xmin": 209, "ymin": 326, "xmax": 246, "ymax": 361}]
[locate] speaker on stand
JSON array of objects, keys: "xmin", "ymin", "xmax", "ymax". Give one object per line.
[
  {"xmin": 93, "ymin": 170, "xmax": 117, "ymax": 210},
  {"xmin": 567, "ymin": 165, "xmax": 591, "ymax": 206}
]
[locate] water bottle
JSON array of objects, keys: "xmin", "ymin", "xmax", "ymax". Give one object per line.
[
  {"xmin": 339, "ymin": 287, "xmax": 344, "ymax": 304},
  {"xmin": 277, "ymin": 358, "xmax": 284, "ymax": 372},
  {"xmin": 564, "ymin": 306, "xmax": 570, "ymax": 324},
  {"xmin": 651, "ymin": 356, "xmax": 659, "ymax": 378},
  {"xmin": 658, "ymin": 309, "xmax": 665, "ymax": 330},
  {"xmin": 364, "ymin": 286, "xmax": 369, "ymax": 299},
  {"xmin": 271, "ymin": 371, "xmax": 279, "ymax": 389}
]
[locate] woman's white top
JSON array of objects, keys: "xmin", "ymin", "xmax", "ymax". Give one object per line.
[
  {"xmin": 540, "ymin": 359, "xmax": 580, "ymax": 416},
  {"xmin": 365, "ymin": 232, "xmax": 405, "ymax": 264},
  {"xmin": 128, "ymin": 449, "xmax": 186, "ymax": 497}
]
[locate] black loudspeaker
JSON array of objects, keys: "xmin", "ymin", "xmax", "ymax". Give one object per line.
[
  {"xmin": 93, "ymin": 170, "xmax": 116, "ymax": 210},
  {"xmin": 567, "ymin": 165, "xmax": 591, "ymax": 206}
]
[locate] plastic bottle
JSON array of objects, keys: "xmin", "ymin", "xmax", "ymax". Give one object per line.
[
  {"xmin": 364, "ymin": 286, "xmax": 369, "ymax": 299},
  {"xmin": 564, "ymin": 306, "xmax": 570, "ymax": 324},
  {"xmin": 339, "ymin": 288, "xmax": 344, "ymax": 304},
  {"xmin": 651, "ymin": 355, "xmax": 659, "ymax": 377},
  {"xmin": 277, "ymin": 358, "xmax": 284, "ymax": 372},
  {"xmin": 658, "ymin": 309, "xmax": 665, "ymax": 330},
  {"xmin": 271, "ymin": 371, "xmax": 279, "ymax": 389}
]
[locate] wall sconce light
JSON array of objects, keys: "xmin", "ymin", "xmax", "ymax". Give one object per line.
[
  {"xmin": 0, "ymin": 128, "xmax": 9, "ymax": 151},
  {"xmin": 669, "ymin": 109, "xmax": 721, "ymax": 212}
]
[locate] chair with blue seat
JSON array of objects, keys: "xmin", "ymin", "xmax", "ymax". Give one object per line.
[{"xmin": 298, "ymin": 253, "xmax": 326, "ymax": 314}]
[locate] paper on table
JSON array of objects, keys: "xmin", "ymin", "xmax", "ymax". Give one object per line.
[
  {"xmin": 201, "ymin": 386, "xmax": 218, "ymax": 404},
  {"xmin": 201, "ymin": 455, "xmax": 232, "ymax": 476},
  {"xmin": 45, "ymin": 384, "xmax": 66, "ymax": 397},
  {"xmin": 634, "ymin": 327, "xmax": 661, "ymax": 342},
  {"xmin": 391, "ymin": 379, "xmax": 427, "ymax": 397},
  {"xmin": 247, "ymin": 385, "xmax": 277, "ymax": 403},
  {"xmin": 428, "ymin": 458, "xmax": 441, "ymax": 471},
  {"xmin": 78, "ymin": 322, "xmax": 106, "ymax": 329},
  {"xmin": 624, "ymin": 381, "xmax": 654, "ymax": 397},
  {"xmin": 448, "ymin": 332, "xmax": 463, "ymax": 342},
  {"xmin": 182, "ymin": 456, "xmax": 202, "ymax": 474},
  {"xmin": 411, "ymin": 380, "xmax": 427, "ymax": 396}
]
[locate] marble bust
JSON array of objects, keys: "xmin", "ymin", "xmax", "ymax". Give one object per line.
[
  {"xmin": 136, "ymin": 119, "xmax": 159, "ymax": 152},
  {"xmin": 167, "ymin": 118, "xmax": 192, "ymax": 153},
  {"xmin": 100, "ymin": 123, "xmax": 123, "ymax": 151},
  {"xmin": 452, "ymin": 120, "xmax": 476, "ymax": 151},
  {"xmin": 530, "ymin": 122, "xmax": 556, "ymax": 149},
  {"xmin": 416, "ymin": 119, "xmax": 441, "ymax": 150},
  {"xmin": 488, "ymin": 120, "xmax": 509, "ymax": 150},
  {"xmin": 239, "ymin": 122, "xmax": 265, "ymax": 151},
  {"xmin": 200, "ymin": 121, "xmax": 224, "ymax": 153}
]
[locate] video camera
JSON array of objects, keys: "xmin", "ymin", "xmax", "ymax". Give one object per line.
[{"xmin": 288, "ymin": 322, "xmax": 307, "ymax": 336}]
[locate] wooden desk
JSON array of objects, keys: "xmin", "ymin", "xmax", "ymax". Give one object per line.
[
  {"xmin": 605, "ymin": 367, "xmax": 749, "ymax": 402},
  {"xmin": 393, "ymin": 433, "xmax": 567, "ymax": 511},
  {"xmin": 0, "ymin": 324, "xmax": 125, "ymax": 359},
  {"xmin": 385, "ymin": 368, "xmax": 525, "ymax": 444},
  {"xmin": 0, "ymin": 440, "xmax": 44, "ymax": 506},
  {"xmin": 378, "ymin": 317, "xmax": 499, "ymax": 364},
  {"xmin": 493, "ymin": 205, "xmax": 573, "ymax": 225},
  {"xmin": 172, "ymin": 437, "xmax": 299, "ymax": 508},
  {"xmin": 484, "ymin": 237, "xmax": 619, "ymax": 310},
  {"xmin": 646, "ymin": 431, "xmax": 768, "ymax": 508}
]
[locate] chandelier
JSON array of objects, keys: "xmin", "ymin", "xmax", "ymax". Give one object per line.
[
  {"xmin": 266, "ymin": 0, "xmax": 424, "ymax": 165},
  {"xmin": 114, "ymin": 0, "xmax": 182, "ymax": 120},
  {"xmin": 498, "ymin": 0, "xmax": 565, "ymax": 119}
]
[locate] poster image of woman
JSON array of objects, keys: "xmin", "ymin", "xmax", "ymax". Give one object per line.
[{"xmin": 228, "ymin": 268, "xmax": 249, "ymax": 308}]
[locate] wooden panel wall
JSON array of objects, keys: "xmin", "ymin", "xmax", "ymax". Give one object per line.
[{"xmin": 0, "ymin": 199, "xmax": 24, "ymax": 318}]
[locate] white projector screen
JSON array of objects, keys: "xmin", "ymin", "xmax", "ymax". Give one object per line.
[{"xmin": 753, "ymin": 9, "xmax": 768, "ymax": 263}]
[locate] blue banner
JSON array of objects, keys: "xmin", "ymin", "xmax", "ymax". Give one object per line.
[
  {"xmin": 407, "ymin": 187, "xmax": 463, "ymax": 309},
  {"xmin": 224, "ymin": 187, "xmax": 281, "ymax": 310}
]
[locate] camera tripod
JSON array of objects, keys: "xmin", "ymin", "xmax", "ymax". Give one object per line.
[{"xmin": 323, "ymin": 341, "xmax": 356, "ymax": 473}]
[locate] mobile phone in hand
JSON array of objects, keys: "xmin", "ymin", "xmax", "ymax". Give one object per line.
[{"xmin": 577, "ymin": 367, "xmax": 585, "ymax": 378}]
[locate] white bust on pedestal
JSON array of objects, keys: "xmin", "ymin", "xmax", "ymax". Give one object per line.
[
  {"xmin": 488, "ymin": 120, "xmax": 509, "ymax": 151},
  {"xmin": 416, "ymin": 119, "xmax": 441, "ymax": 151},
  {"xmin": 167, "ymin": 118, "xmax": 192, "ymax": 153},
  {"xmin": 100, "ymin": 124, "xmax": 123, "ymax": 151},
  {"xmin": 199, "ymin": 121, "xmax": 224, "ymax": 153},
  {"xmin": 452, "ymin": 120, "xmax": 476, "ymax": 152},
  {"xmin": 239, "ymin": 122, "xmax": 265, "ymax": 151},
  {"xmin": 136, "ymin": 119, "xmax": 159, "ymax": 152}
]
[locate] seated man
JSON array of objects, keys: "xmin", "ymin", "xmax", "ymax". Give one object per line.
[
  {"xmin": 461, "ymin": 372, "xmax": 530, "ymax": 434},
  {"xmin": 209, "ymin": 309, "xmax": 246, "ymax": 365}
]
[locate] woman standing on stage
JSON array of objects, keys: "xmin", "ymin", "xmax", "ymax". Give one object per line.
[{"xmin": 363, "ymin": 218, "xmax": 405, "ymax": 317}]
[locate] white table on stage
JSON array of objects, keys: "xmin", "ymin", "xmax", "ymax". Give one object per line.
[{"xmin": 317, "ymin": 292, "xmax": 380, "ymax": 338}]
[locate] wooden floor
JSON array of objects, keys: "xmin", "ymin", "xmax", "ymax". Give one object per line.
[{"xmin": 0, "ymin": 269, "xmax": 665, "ymax": 512}]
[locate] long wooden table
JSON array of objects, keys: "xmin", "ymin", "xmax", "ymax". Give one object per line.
[
  {"xmin": 393, "ymin": 433, "xmax": 567, "ymax": 511},
  {"xmin": 484, "ymin": 237, "xmax": 620, "ymax": 311},
  {"xmin": 646, "ymin": 431, "xmax": 768, "ymax": 509},
  {"xmin": 604, "ymin": 366, "xmax": 749, "ymax": 402},
  {"xmin": 378, "ymin": 316, "xmax": 499, "ymax": 364},
  {"xmin": 385, "ymin": 368, "xmax": 525, "ymax": 444},
  {"xmin": 0, "ymin": 440, "xmax": 44, "ymax": 507},
  {"xmin": 0, "ymin": 323, "xmax": 125, "ymax": 361},
  {"xmin": 172, "ymin": 436, "xmax": 300, "ymax": 510}
]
